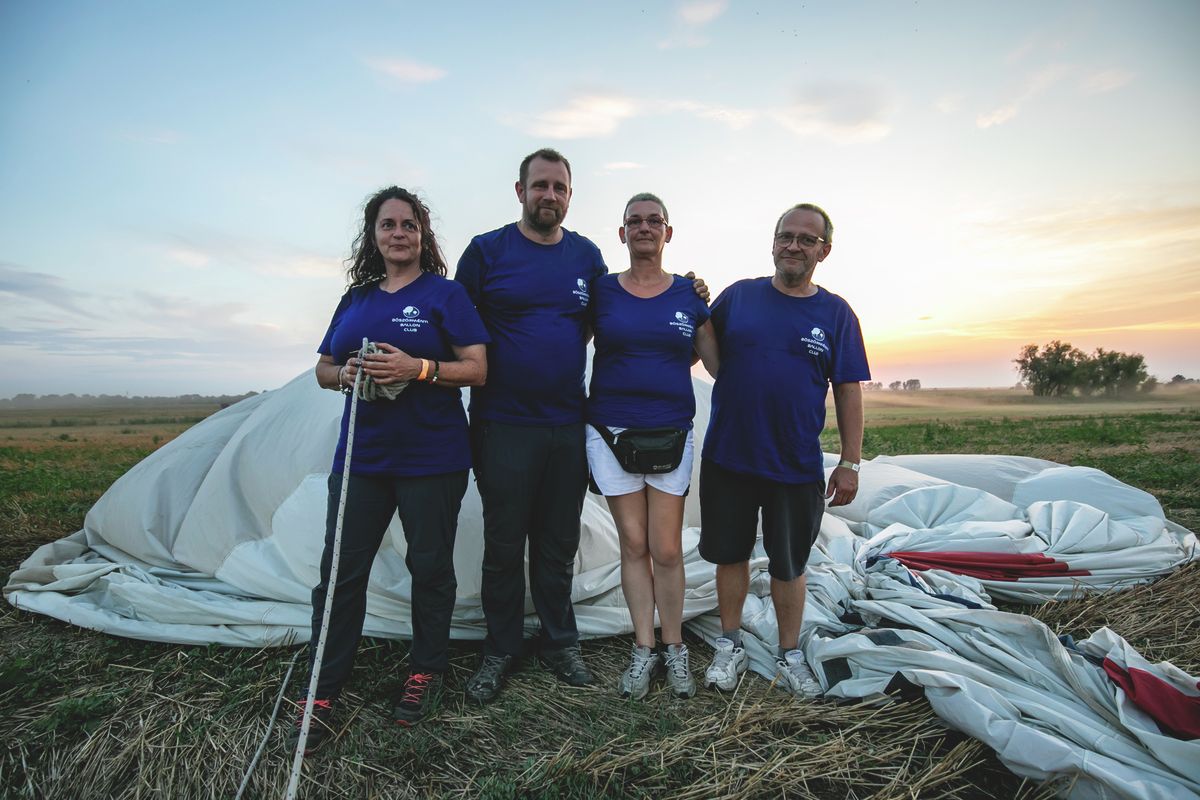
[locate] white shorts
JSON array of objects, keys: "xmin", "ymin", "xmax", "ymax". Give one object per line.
[{"xmin": 586, "ymin": 425, "xmax": 694, "ymax": 497}]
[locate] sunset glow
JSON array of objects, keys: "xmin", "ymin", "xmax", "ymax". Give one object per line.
[{"xmin": 2, "ymin": 1, "xmax": 1197, "ymax": 395}]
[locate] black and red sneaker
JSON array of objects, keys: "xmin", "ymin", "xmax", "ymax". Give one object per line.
[
  {"xmin": 285, "ymin": 698, "xmax": 335, "ymax": 755},
  {"xmin": 392, "ymin": 672, "xmax": 443, "ymax": 726}
]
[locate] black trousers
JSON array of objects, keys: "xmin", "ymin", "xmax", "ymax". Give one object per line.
[
  {"xmin": 474, "ymin": 421, "xmax": 588, "ymax": 658},
  {"xmin": 307, "ymin": 470, "xmax": 468, "ymax": 700}
]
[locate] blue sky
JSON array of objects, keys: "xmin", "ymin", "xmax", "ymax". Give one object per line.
[{"xmin": 2, "ymin": 0, "xmax": 1198, "ymax": 395}]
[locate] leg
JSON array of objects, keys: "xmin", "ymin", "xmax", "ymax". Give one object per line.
[
  {"xmin": 527, "ymin": 422, "xmax": 587, "ymax": 650},
  {"xmin": 715, "ymin": 562, "xmax": 750, "ymax": 632},
  {"xmin": 477, "ymin": 422, "xmax": 548, "ymax": 657},
  {"xmin": 394, "ymin": 470, "xmax": 469, "ymax": 674},
  {"xmin": 606, "ymin": 489, "xmax": 655, "ymax": 648},
  {"xmin": 645, "ymin": 486, "xmax": 686, "ymax": 645},
  {"xmin": 771, "ymin": 574, "xmax": 807, "ymax": 651},
  {"xmin": 309, "ymin": 473, "xmax": 395, "ymax": 700}
]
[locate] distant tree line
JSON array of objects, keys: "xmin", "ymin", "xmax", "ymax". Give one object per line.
[
  {"xmin": 862, "ymin": 380, "xmax": 922, "ymax": 391},
  {"xmin": 1014, "ymin": 342, "xmax": 1157, "ymax": 397},
  {"xmin": 0, "ymin": 392, "xmax": 259, "ymax": 409}
]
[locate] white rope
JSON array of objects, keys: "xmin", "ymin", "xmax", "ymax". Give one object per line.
[{"xmin": 284, "ymin": 338, "xmax": 370, "ymax": 800}]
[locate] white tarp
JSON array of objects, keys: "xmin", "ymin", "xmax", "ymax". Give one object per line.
[{"xmin": 6, "ymin": 373, "xmax": 1198, "ymax": 798}]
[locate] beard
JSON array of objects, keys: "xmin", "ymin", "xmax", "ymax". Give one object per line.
[{"xmin": 523, "ymin": 202, "xmax": 564, "ymax": 234}]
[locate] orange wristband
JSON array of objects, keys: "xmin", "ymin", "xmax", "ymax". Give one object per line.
[{"xmin": 418, "ymin": 359, "xmax": 429, "ymax": 381}]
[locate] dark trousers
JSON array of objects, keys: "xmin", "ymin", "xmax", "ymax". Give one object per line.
[
  {"xmin": 308, "ymin": 470, "xmax": 468, "ymax": 699},
  {"xmin": 474, "ymin": 421, "xmax": 588, "ymax": 657}
]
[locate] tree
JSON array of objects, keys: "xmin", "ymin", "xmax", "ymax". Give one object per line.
[
  {"xmin": 903, "ymin": 379, "xmax": 922, "ymax": 391},
  {"xmin": 1014, "ymin": 341, "xmax": 1085, "ymax": 397},
  {"xmin": 888, "ymin": 381, "xmax": 902, "ymax": 391}
]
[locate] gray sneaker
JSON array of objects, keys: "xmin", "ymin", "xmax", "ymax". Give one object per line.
[
  {"xmin": 618, "ymin": 645, "xmax": 659, "ymax": 699},
  {"xmin": 541, "ymin": 644, "xmax": 594, "ymax": 687},
  {"xmin": 662, "ymin": 643, "xmax": 696, "ymax": 699},
  {"xmin": 704, "ymin": 636, "xmax": 748, "ymax": 691},
  {"xmin": 776, "ymin": 649, "xmax": 823, "ymax": 698},
  {"xmin": 466, "ymin": 654, "xmax": 512, "ymax": 705}
]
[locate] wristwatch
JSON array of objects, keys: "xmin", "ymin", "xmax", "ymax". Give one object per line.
[{"xmin": 837, "ymin": 459, "xmax": 861, "ymax": 473}]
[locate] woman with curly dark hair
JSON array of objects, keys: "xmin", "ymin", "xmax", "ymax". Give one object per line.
[{"xmin": 292, "ymin": 186, "xmax": 488, "ymax": 752}]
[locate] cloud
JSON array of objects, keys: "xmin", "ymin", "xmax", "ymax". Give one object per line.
[
  {"xmin": 666, "ymin": 100, "xmax": 756, "ymax": 130},
  {"xmin": 525, "ymin": 95, "xmax": 639, "ymax": 139},
  {"xmin": 1081, "ymin": 69, "xmax": 1133, "ymax": 95},
  {"xmin": 152, "ymin": 231, "xmax": 340, "ymax": 279},
  {"xmin": 659, "ymin": 0, "xmax": 728, "ymax": 48},
  {"xmin": 0, "ymin": 263, "xmax": 93, "ymax": 316},
  {"xmin": 934, "ymin": 93, "xmax": 963, "ymax": 115},
  {"xmin": 976, "ymin": 64, "xmax": 1069, "ymax": 128},
  {"xmin": 678, "ymin": 0, "xmax": 727, "ymax": 25},
  {"xmin": 770, "ymin": 82, "xmax": 894, "ymax": 143},
  {"xmin": 166, "ymin": 245, "xmax": 211, "ymax": 268},
  {"xmin": 365, "ymin": 57, "xmax": 447, "ymax": 84}
]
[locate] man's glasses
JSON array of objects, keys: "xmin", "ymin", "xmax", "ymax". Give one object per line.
[
  {"xmin": 624, "ymin": 216, "xmax": 668, "ymax": 230},
  {"xmin": 774, "ymin": 232, "xmax": 826, "ymax": 248}
]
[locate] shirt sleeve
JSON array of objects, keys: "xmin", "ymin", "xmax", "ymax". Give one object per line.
[
  {"xmin": 830, "ymin": 303, "xmax": 871, "ymax": 383},
  {"xmin": 709, "ymin": 284, "xmax": 732, "ymax": 337},
  {"xmin": 317, "ymin": 290, "xmax": 354, "ymax": 357},
  {"xmin": 441, "ymin": 281, "xmax": 492, "ymax": 347},
  {"xmin": 453, "ymin": 239, "xmax": 485, "ymax": 305}
]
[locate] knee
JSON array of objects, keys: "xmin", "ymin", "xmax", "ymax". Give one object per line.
[
  {"xmin": 483, "ymin": 538, "xmax": 526, "ymax": 574},
  {"xmin": 650, "ymin": 541, "xmax": 683, "ymax": 570},
  {"xmin": 407, "ymin": 549, "xmax": 456, "ymax": 589}
]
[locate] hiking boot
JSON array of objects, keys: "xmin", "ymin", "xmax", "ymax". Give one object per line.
[
  {"xmin": 776, "ymin": 649, "xmax": 823, "ymax": 698},
  {"xmin": 618, "ymin": 645, "xmax": 659, "ymax": 700},
  {"xmin": 392, "ymin": 671, "xmax": 443, "ymax": 726},
  {"xmin": 285, "ymin": 698, "xmax": 335, "ymax": 755},
  {"xmin": 662, "ymin": 643, "xmax": 697, "ymax": 699},
  {"xmin": 704, "ymin": 637, "xmax": 748, "ymax": 691},
  {"xmin": 466, "ymin": 654, "xmax": 512, "ymax": 705},
  {"xmin": 541, "ymin": 643, "xmax": 594, "ymax": 687}
]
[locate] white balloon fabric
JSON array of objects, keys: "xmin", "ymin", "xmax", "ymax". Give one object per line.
[{"xmin": 6, "ymin": 373, "xmax": 1199, "ymax": 798}]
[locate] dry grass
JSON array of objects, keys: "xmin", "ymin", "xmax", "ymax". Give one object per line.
[{"xmin": 1, "ymin": 394, "xmax": 1197, "ymax": 798}]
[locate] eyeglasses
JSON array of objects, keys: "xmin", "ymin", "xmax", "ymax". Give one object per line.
[
  {"xmin": 624, "ymin": 216, "xmax": 668, "ymax": 230},
  {"xmin": 774, "ymin": 232, "xmax": 826, "ymax": 248}
]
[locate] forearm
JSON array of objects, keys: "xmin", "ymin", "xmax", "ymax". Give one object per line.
[
  {"xmin": 315, "ymin": 358, "xmax": 346, "ymax": 391},
  {"xmin": 832, "ymin": 382, "xmax": 864, "ymax": 463},
  {"xmin": 416, "ymin": 357, "xmax": 484, "ymax": 389}
]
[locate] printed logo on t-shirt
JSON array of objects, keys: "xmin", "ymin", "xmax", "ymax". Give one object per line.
[
  {"xmin": 669, "ymin": 310, "xmax": 695, "ymax": 337},
  {"xmin": 803, "ymin": 326, "xmax": 830, "ymax": 356},
  {"xmin": 572, "ymin": 278, "xmax": 590, "ymax": 307},
  {"xmin": 392, "ymin": 305, "xmax": 429, "ymax": 332}
]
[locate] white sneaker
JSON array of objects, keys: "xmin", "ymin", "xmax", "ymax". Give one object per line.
[
  {"xmin": 662, "ymin": 643, "xmax": 697, "ymax": 699},
  {"xmin": 704, "ymin": 637, "xmax": 748, "ymax": 691},
  {"xmin": 776, "ymin": 649, "xmax": 822, "ymax": 698},
  {"xmin": 619, "ymin": 645, "xmax": 659, "ymax": 700}
]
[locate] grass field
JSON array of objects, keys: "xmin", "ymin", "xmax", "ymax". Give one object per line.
[{"xmin": 1, "ymin": 390, "xmax": 1197, "ymax": 798}]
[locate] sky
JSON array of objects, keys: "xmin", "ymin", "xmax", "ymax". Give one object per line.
[{"xmin": 2, "ymin": 0, "xmax": 1198, "ymax": 396}]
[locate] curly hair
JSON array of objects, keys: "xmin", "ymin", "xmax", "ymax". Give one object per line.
[{"xmin": 345, "ymin": 186, "xmax": 447, "ymax": 287}]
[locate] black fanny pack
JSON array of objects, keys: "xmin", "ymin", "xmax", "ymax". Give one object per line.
[{"xmin": 593, "ymin": 425, "xmax": 687, "ymax": 474}]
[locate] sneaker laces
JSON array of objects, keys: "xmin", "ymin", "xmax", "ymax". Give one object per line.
[
  {"xmin": 711, "ymin": 642, "xmax": 739, "ymax": 671},
  {"xmin": 295, "ymin": 698, "xmax": 332, "ymax": 726},
  {"xmin": 663, "ymin": 647, "xmax": 689, "ymax": 679},
  {"xmin": 476, "ymin": 655, "xmax": 508, "ymax": 685},
  {"xmin": 401, "ymin": 673, "xmax": 434, "ymax": 705},
  {"xmin": 626, "ymin": 648, "xmax": 655, "ymax": 680}
]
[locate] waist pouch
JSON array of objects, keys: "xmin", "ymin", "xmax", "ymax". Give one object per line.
[{"xmin": 593, "ymin": 425, "xmax": 687, "ymax": 474}]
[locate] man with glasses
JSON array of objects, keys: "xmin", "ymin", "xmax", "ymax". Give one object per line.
[{"xmin": 698, "ymin": 203, "xmax": 870, "ymax": 698}]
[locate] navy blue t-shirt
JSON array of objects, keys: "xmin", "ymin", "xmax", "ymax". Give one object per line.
[
  {"xmin": 318, "ymin": 272, "xmax": 490, "ymax": 477},
  {"xmin": 588, "ymin": 274, "xmax": 711, "ymax": 429},
  {"xmin": 454, "ymin": 223, "xmax": 607, "ymax": 425},
  {"xmin": 702, "ymin": 278, "xmax": 870, "ymax": 483}
]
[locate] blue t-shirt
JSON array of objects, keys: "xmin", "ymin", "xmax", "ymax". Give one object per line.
[
  {"xmin": 318, "ymin": 272, "xmax": 490, "ymax": 477},
  {"xmin": 454, "ymin": 223, "xmax": 607, "ymax": 425},
  {"xmin": 588, "ymin": 273, "xmax": 711, "ymax": 429},
  {"xmin": 702, "ymin": 278, "xmax": 870, "ymax": 483}
]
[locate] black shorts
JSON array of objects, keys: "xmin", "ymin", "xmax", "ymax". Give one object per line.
[{"xmin": 698, "ymin": 458, "xmax": 825, "ymax": 581}]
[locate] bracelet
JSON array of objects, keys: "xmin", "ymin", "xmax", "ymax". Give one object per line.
[
  {"xmin": 337, "ymin": 365, "xmax": 347, "ymax": 389},
  {"xmin": 418, "ymin": 359, "xmax": 429, "ymax": 381},
  {"xmin": 430, "ymin": 360, "xmax": 440, "ymax": 384},
  {"xmin": 837, "ymin": 459, "xmax": 861, "ymax": 473}
]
